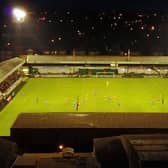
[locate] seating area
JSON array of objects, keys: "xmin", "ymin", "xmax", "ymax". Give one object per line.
[
  {"xmin": 0, "ymin": 71, "xmax": 21, "ymax": 93},
  {"xmin": 0, "ymin": 58, "xmax": 24, "ymax": 83},
  {"xmin": 0, "ymin": 58, "xmax": 25, "ymax": 107},
  {"xmin": 0, "ymin": 57, "xmax": 24, "ymax": 94}
]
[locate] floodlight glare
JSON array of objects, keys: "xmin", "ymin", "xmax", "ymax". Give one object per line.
[
  {"xmin": 13, "ymin": 8, "xmax": 27, "ymax": 23},
  {"xmin": 59, "ymin": 145, "xmax": 64, "ymax": 150}
]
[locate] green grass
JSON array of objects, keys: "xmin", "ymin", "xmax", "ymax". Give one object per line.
[{"xmin": 1, "ymin": 77, "xmax": 168, "ymax": 136}]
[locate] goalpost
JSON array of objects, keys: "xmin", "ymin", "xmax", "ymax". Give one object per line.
[{"xmin": 96, "ymin": 71, "xmax": 114, "ymax": 78}]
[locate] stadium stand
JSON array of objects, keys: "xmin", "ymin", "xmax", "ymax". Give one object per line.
[
  {"xmin": 0, "ymin": 138, "xmax": 17, "ymax": 168},
  {"xmin": 94, "ymin": 134, "xmax": 168, "ymax": 168},
  {"xmin": 0, "ymin": 57, "xmax": 25, "ymax": 107},
  {"xmin": 26, "ymin": 55, "xmax": 168, "ymax": 77},
  {"xmin": 1, "ymin": 134, "xmax": 168, "ymax": 168},
  {"xmin": 26, "ymin": 55, "xmax": 168, "ymax": 65},
  {"xmin": 0, "ymin": 58, "xmax": 25, "ymax": 84},
  {"xmin": 0, "ymin": 71, "xmax": 22, "ymax": 93}
]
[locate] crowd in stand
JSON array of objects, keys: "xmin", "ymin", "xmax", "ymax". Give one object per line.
[{"xmin": 0, "ymin": 71, "xmax": 21, "ymax": 93}]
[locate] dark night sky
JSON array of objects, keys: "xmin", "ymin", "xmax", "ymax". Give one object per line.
[{"xmin": 2, "ymin": 0, "xmax": 168, "ymax": 10}]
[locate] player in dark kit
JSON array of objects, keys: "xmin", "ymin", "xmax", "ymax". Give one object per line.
[
  {"xmin": 76, "ymin": 96, "xmax": 80, "ymax": 112},
  {"xmin": 161, "ymin": 94, "xmax": 164, "ymax": 105}
]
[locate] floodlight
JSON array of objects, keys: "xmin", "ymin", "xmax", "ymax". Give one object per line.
[{"xmin": 13, "ymin": 8, "xmax": 27, "ymax": 23}]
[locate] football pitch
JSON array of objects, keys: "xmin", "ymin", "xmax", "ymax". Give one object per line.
[{"xmin": 0, "ymin": 77, "xmax": 168, "ymax": 136}]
